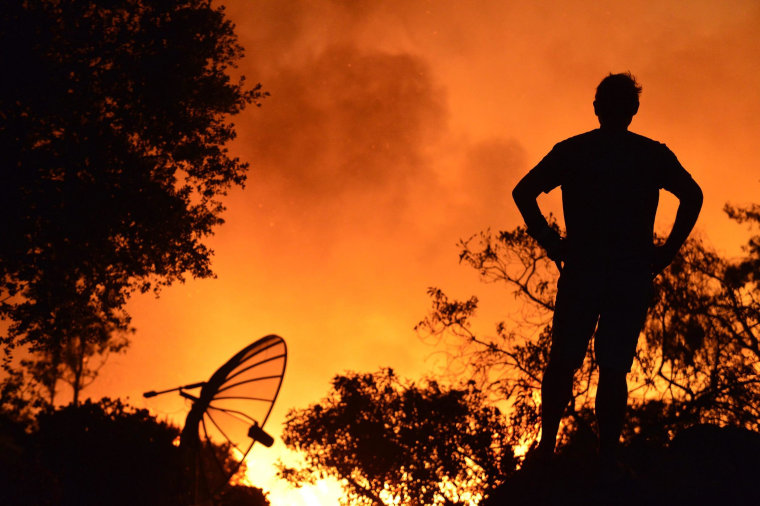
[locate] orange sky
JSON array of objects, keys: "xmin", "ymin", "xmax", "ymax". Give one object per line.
[{"xmin": 81, "ymin": 1, "xmax": 760, "ymax": 503}]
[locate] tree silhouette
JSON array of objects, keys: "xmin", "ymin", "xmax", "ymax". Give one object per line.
[
  {"xmin": 0, "ymin": 0, "xmax": 265, "ymax": 404},
  {"xmin": 279, "ymin": 368, "xmax": 516, "ymax": 505},
  {"xmin": 0, "ymin": 398, "xmax": 270, "ymax": 506},
  {"xmin": 417, "ymin": 207, "xmax": 760, "ymax": 452},
  {"xmin": 21, "ymin": 332, "xmax": 130, "ymax": 406}
]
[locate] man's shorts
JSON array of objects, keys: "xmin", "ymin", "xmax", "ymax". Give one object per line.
[{"xmin": 550, "ymin": 264, "xmax": 653, "ymax": 372}]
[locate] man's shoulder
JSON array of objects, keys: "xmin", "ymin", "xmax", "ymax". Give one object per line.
[
  {"xmin": 625, "ymin": 131, "xmax": 669, "ymax": 150},
  {"xmin": 555, "ymin": 129, "xmax": 671, "ymax": 154},
  {"xmin": 554, "ymin": 129, "xmax": 599, "ymax": 148},
  {"xmin": 544, "ymin": 130, "xmax": 597, "ymax": 160}
]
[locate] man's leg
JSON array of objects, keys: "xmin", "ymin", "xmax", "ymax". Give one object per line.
[
  {"xmin": 536, "ymin": 359, "xmax": 576, "ymax": 456},
  {"xmin": 534, "ymin": 266, "xmax": 599, "ymax": 459},
  {"xmin": 595, "ymin": 366, "xmax": 628, "ymax": 460},
  {"xmin": 594, "ymin": 269, "xmax": 651, "ymax": 459}
]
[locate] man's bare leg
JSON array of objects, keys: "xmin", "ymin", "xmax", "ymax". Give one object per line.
[
  {"xmin": 596, "ymin": 366, "xmax": 628, "ymax": 460},
  {"xmin": 535, "ymin": 359, "xmax": 576, "ymax": 457}
]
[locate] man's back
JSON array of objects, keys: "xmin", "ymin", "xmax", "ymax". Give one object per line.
[{"xmin": 525, "ymin": 128, "xmax": 694, "ymax": 268}]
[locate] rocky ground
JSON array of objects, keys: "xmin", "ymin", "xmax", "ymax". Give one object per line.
[{"xmin": 482, "ymin": 425, "xmax": 760, "ymax": 506}]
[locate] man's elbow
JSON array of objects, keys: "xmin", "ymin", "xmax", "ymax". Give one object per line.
[
  {"xmin": 511, "ymin": 185, "xmax": 522, "ymax": 206},
  {"xmin": 689, "ymin": 180, "xmax": 704, "ymax": 211},
  {"xmin": 512, "ymin": 179, "xmax": 533, "ymax": 208}
]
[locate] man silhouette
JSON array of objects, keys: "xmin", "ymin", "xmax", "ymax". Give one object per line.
[{"xmin": 512, "ymin": 72, "xmax": 703, "ymax": 469}]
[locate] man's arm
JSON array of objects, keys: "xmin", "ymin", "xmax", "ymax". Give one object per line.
[
  {"xmin": 653, "ymin": 175, "xmax": 703, "ymax": 275},
  {"xmin": 512, "ymin": 174, "xmax": 564, "ymax": 263}
]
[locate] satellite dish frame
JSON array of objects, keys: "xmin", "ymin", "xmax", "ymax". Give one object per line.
[{"xmin": 144, "ymin": 334, "xmax": 287, "ymax": 505}]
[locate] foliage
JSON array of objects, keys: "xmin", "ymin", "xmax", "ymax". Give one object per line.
[
  {"xmin": 0, "ymin": 0, "xmax": 265, "ymax": 404},
  {"xmin": 32, "ymin": 398, "xmax": 183, "ymax": 505},
  {"xmin": 22, "ymin": 332, "xmax": 130, "ymax": 406},
  {"xmin": 279, "ymin": 368, "xmax": 516, "ymax": 506},
  {"xmin": 724, "ymin": 203, "xmax": 760, "ymax": 287},
  {"xmin": 416, "ymin": 207, "xmax": 760, "ymax": 451},
  {"xmin": 0, "ymin": 397, "xmax": 270, "ymax": 506},
  {"xmin": 0, "ymin": 364, "xmax": 49, "ymax": 427},
  {"xmin": 216, "ymin": 484, "xmax": 271, "ymax": 506}
]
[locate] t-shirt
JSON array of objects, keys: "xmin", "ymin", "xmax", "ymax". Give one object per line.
[{"xmin": 523, "ymin": 129, "xmax": 695, "ymax": 268}]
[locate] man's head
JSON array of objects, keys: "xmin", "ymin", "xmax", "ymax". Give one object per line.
[{"xmin": 594, "ymin": 72, "xmax": 642, "ymax": 130}]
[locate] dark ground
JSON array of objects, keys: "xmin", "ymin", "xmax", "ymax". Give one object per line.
[{"xmin": 482, "ymin": 425, "xmax": 760, "ymax": 506}]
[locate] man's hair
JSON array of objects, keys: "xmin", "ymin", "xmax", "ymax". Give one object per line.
[{"xmin": 594, "ymin": 72, "xmax": 642, "ymax": 118}]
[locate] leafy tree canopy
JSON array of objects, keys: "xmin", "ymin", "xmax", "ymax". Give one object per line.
[
  {"xmin": 0, "ymin": 0, "xmax": 264, "ymax": 402},
  {"xmin": 0, "ymin": 397, "xmax": 270, "ymax": 505},
  {"xmin": 0, "ymin": 0, "xmax": 263, "ymax": 351},
  {"xmin": 279, "ymin": 368, "xmax": 517, "ymax": 506}
]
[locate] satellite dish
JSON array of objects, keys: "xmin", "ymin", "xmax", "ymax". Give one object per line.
[{"xmin": 144, "ymin": 334, "xmax": 287, "ymax": 504}]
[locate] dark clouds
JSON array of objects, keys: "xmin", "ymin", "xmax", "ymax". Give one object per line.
[
  {"xmin": 241, "ymin": 44, "xmax": 446, "ymax": 198},
  {"xmin": 228, "ymin": 4, "xmax": 530, "ymax": 249},
  {"xmin": 461, "ymin": 138, "xmax": 525, "ymax": 220}
]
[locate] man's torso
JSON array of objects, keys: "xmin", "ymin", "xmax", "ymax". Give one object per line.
[{"xmin": 530, "ymin": 129, "xmax": 690, "ymax": 270}]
